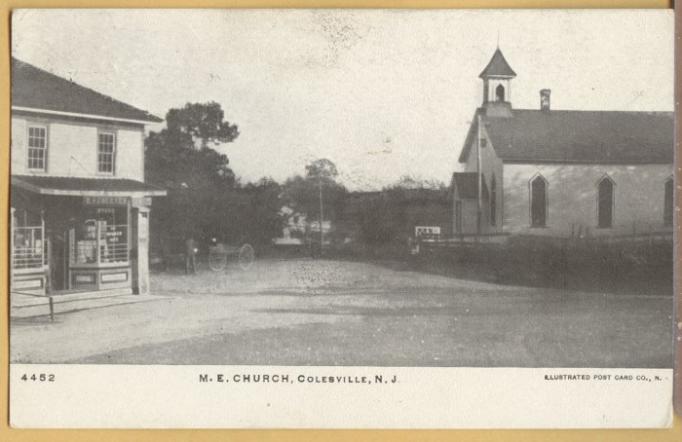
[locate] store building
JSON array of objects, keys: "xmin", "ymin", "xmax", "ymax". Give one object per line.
[{"xmin": 10, "ymin": 58, "xmax": 166, "ymax": 296}]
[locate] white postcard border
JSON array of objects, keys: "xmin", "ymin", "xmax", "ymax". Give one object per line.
[{"xmin": 9, "ymin": 364, "xmax": 673, "ymax": 429}]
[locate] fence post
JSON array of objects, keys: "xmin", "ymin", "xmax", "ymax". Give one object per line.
[
  {"xmin": 96, "ymin": 221, "xmax": 101, "ymax": 264},
  {"xmin": 48, "ymin": 296, "xmax": 54, "ymax": 322}
]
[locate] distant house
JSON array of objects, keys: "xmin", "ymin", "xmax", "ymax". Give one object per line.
[
  {"xmin": 273, "ymin": 206, "xmax": 331, "ymax": 246},
  {"xmin": 273, "ymin": 206, "xmax": 307, "ymax": 245},
  {"xmin": 452, "ymin": 48, "xmax": 674, "ymax": 237},
  {"xmin": 10, "ymin": 58, "xmax": 166, "ymax": 295}
]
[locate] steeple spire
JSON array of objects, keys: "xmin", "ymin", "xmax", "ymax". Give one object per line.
[
  {"xmin": 479, "ymin": 47, "xmax": 516, "ymax": 79},
  {"xmin": 480, "ymin": 47, "xmax": 515, "ymax": 116}
]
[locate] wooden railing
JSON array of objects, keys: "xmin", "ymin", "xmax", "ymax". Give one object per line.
[
  {"xmin": 11, "ymin": 291, "xmax": 54, "ymax": 321},
  {"xmin": 12, "ymin": 226, "xmax": 45, "ymax": 269}
]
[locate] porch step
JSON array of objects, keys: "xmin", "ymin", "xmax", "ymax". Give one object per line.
[{"xmin": 10, "ymin": 289, "xmax": 169, "ymax": 319}]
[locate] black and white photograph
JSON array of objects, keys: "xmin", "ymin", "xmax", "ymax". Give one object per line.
[{"xmin": 8, "ymin": 8, "xmax": 675, "ymax": 428}]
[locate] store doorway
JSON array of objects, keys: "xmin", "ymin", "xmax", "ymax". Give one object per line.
[{"xmin": 49, "ymin": 229, "xmax": 69, "ymax": 292}]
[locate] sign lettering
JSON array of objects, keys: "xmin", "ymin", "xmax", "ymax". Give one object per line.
[{"xmin": 84, "ymin": 196, "xmax": 129, "ymax": 206}]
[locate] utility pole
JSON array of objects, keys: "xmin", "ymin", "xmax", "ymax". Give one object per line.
[
  {"xmin": 476, "ymin": 113, "xmax": 483, "ymax": 237},
  {"xmin": 318, "ymin": 176, "xmax": 324, "ymax": 257}
]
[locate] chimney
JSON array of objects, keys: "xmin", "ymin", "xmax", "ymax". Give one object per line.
[{"xmin": 540, "ymin": 89, "xmax": 551, "ymax": 111}]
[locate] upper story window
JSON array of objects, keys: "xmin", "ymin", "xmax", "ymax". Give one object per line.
[
  {"xmin": 98, "ymin": 131, "xmax": 116, "ymax": 174},
  {"xmin": 27, "ymin": 125, "xmax": 47, "ymax": 171}
]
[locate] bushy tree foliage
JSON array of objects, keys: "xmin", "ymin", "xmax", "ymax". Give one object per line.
[
  {"xmin": 203, "ymin": 178, "xmax": 284, "ymax": 245},
  {"xmin": 145, "ymin": 102, "xmax": 238, "ymax": 190},
  {"xmin": 356, "ymin": 193, "xmax": 400, "ymax": 245},
  {"xmin": 146, "ymin": 103, "xmax": 283, "ymax": 253},
  {"xmin": 355, "ymin": 175, "xmax": 448, "ymax": 245},
  {"xmin": 282, "ymin": 158, "xmax": 347, "ymax": 221},
  {"xmin": 392, "ymin": 175, "xmax": 447, "ymax": 191}
]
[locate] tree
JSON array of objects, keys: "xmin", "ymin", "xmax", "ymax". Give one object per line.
[
  {"xmin": 215, "ymin": 178, "xmax": 284, "ymax": 245},
  {"xmin": 391, "ymin": 175, "xmax": 447, "ymax": 191},
  {"xmin": 282, "ymin": 159, "xmax": 346, "ymax": 221},
  {"xmin": 145, "ymin": 102, "xmax": 239, "ymax": 191},
  {"xmin": 356, "ymin": 193, "xmax": 399, "ymax": 245},
  {"xmin": 146, "ymin": 102, "xmax": 241, "ymax": 251},
  {"xmin": 305, "ymin": 158, "xmax": 338, "ymax": 181},
  {"xmin": 147, "ymin": 102, "xmax": 287, "ymax": 255},
  {"xmin": 353, "ymin": 175, "xmax": 448, "ymax": 246}
]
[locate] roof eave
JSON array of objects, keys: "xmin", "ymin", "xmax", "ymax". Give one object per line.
[
  {"xmin": 458, "ymin": 109, "xmax": 486, "ymax": 163},
  {"xmin": 11, "ymin": 176, "xmax": 168, "ymax": 197},
  {"xmin": 12, "ymin": 105, "xmax": 163, "ymax": 125},
  {"xmin": 478, "ymin": 73, "xmax": 516, "ymax": 79}
]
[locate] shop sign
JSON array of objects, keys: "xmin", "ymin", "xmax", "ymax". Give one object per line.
[
  {"xmin": 106, "ymin": 229, "xmax": 123, "ymax": 243},
  {"xmin": 132, "ymin": 197, "xmax": 152, "ymax": 207},
  {"xmin": 84, "ymin": 196, "xmax": 129, "ymax": 206},
  {"xmin": 74, "ymin": 274, "xmax": 96, "ymax": 284},
  {"xmin": 13, "ymin": 279, "xmax": 43, "ymax": 289},
  {"xmin": 101, "ymin": 272, "xmax": 128, "ymax": 283}
]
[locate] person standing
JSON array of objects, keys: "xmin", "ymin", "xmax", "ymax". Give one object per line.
[{"xmin": 185, "ymin": 236, "xmax": 197, "ymax": 274}]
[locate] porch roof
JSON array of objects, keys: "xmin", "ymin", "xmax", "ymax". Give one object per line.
[
  {"xmin": 451, "ymin": 172, "xmax": 487, "ymax": 199},
  {"xmin": 11, "ymin": 175, "xmax": 167, "ymax": 197}
]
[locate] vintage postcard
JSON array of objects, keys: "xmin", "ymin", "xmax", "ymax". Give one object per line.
[{"xmin": 8, "ymin": 8, "xmax": 675, "ymax": 428}]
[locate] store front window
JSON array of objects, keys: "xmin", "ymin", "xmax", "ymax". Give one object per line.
[
  {"xmin": 12, "ymin": 208, "xmax": 45, "ymax": 270},
  {"xmin": 70, "ymin": 206, "xmax": 129, "ymax": 266}
]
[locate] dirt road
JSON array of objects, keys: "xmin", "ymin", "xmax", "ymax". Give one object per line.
[{"xmin": 10, "ymin": 259, "xmax": 673, "ymax": 367}]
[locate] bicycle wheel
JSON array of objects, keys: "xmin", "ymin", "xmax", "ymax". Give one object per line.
[
  {"xmin": 238, "ymin": 244, "xmax": 255, "ymax": 270},
  {"xmin": 208, "ymin": 250, "xmax": 227, "ymax": 272}
]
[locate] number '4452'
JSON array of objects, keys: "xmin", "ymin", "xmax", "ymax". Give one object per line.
[{"xmin": 20, "ymin": 373, "xmax": 55, "ymax": 382}]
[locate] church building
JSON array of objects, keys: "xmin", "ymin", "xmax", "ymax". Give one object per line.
[{"xmin": 451, "ymin": 48, "xmax": 674, "ymax": 238}]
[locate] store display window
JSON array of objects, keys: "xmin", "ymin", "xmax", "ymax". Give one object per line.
[{"xmin": 70, "ymin": 206, "xmax": 129, "ymax": 266}]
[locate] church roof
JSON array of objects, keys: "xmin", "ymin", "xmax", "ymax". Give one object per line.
[
  {"xmin": 459, "ymin": 109, "xmax": 674, "ymax": 164},
  {"xmin": 479, "ymin": 48, "xmax": 516, "ymax": 79},
  {"xmin": 11, "ymin": 57, "xmax": 162, "ymax": 123}
]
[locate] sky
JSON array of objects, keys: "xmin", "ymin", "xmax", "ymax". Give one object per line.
[{"xmin": 11, "ymin": 9, "xmax": 674, "ymax": 190}]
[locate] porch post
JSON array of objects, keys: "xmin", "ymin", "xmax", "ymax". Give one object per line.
[
  {"xmin": 41, "ymin": 210, "xmax": 45, "ymax": 266},
  {"xmin": 41, "ymin": 209, "xmax": 47, "ymax": 293},
  {"xmin": 135, "ymin": 206, "xmax": 151, "ymax": 295}
]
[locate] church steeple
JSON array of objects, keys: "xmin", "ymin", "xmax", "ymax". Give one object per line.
[{"xmin": 480, "ymin": 48, "xmax": 516, "ymax": 111}]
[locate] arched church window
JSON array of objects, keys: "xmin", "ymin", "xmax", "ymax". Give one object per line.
[
  {"xmin": 530, "ymin": 175, "xmax": 547, "ymax": 227},
  {"xmin": 597, "ymin": 176, "xmax": 615, "ymax": 228},
  {"xmin": 495, "ymin": 84, "xmax": 505, "ymax": 102},
  {"xmin": 664, "ymin": 178, "xmax": 673, "ymax": 226}
]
